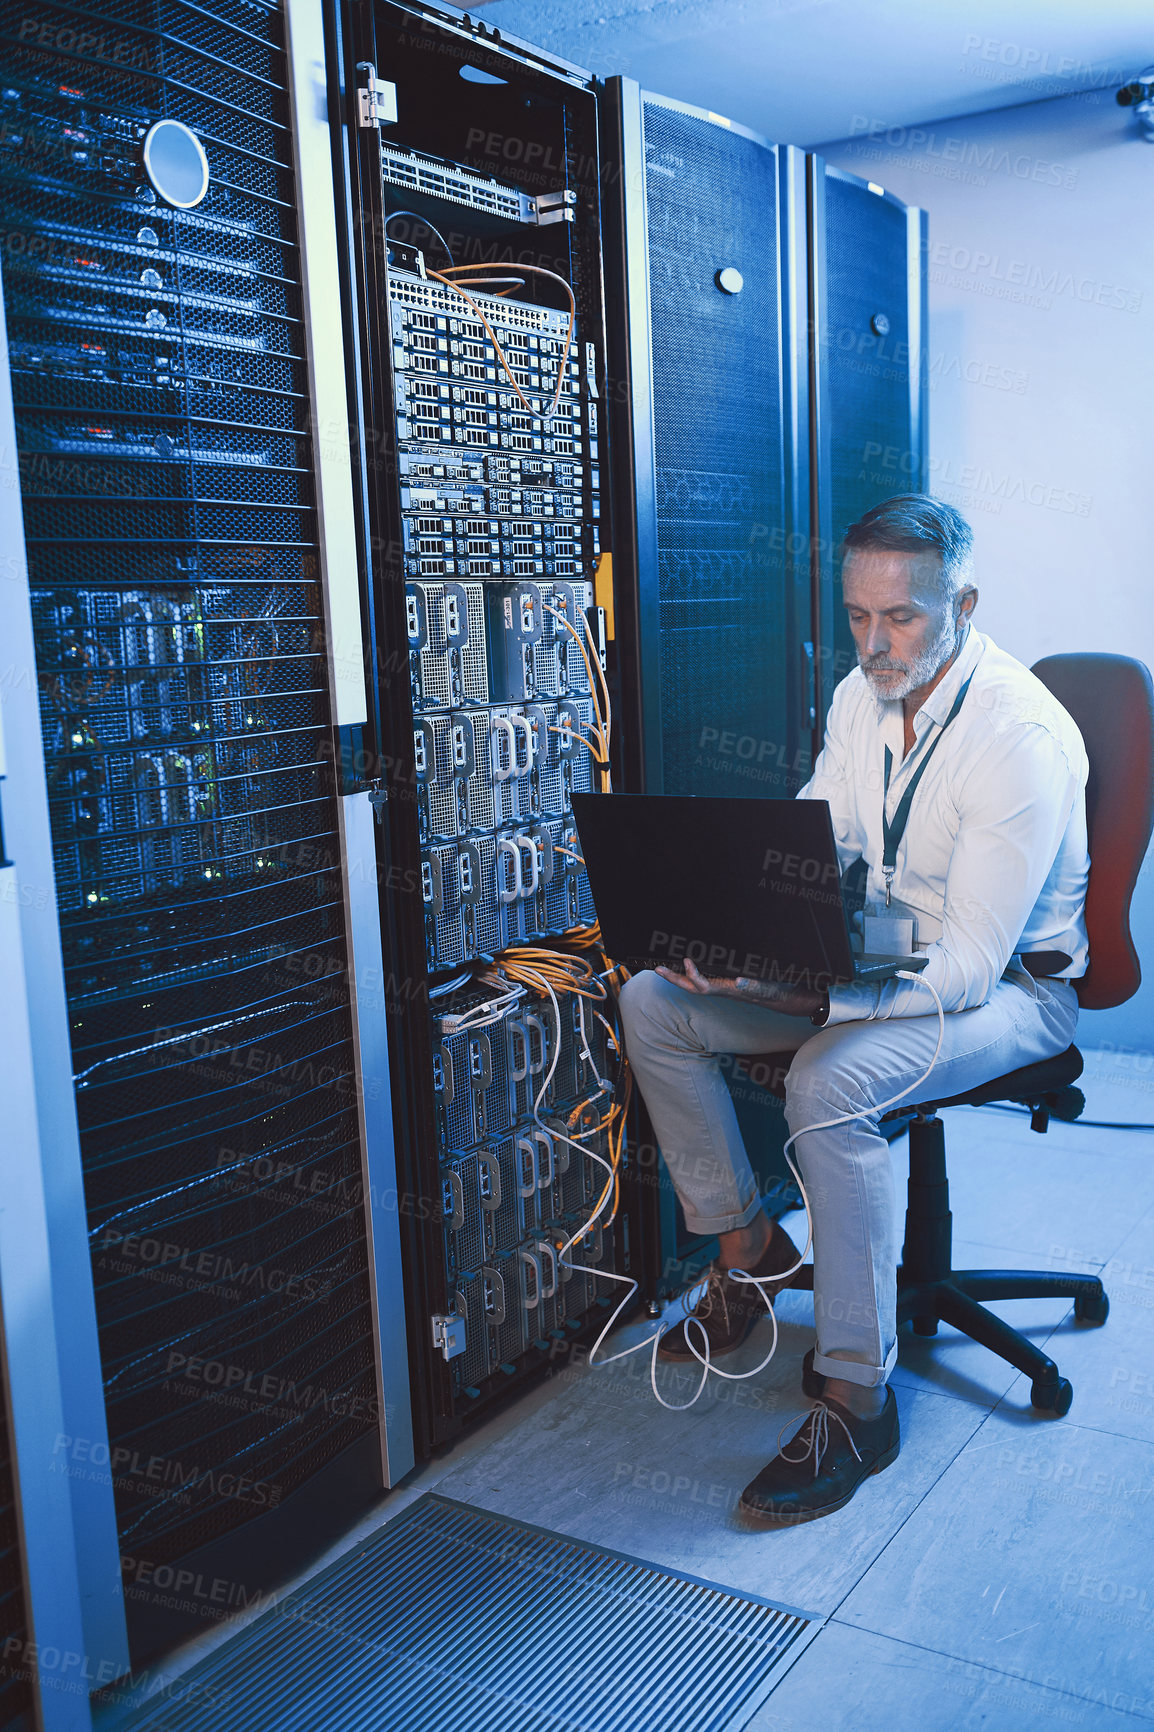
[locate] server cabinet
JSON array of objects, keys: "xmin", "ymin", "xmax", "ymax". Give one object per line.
[
  {"xmin": 0, "ymin": 0, "xmax": 411, "ymax": 1688},
  {"xmin": 334, "ymin": 0, "xmax": 644, "ymax": 1457},
  {"xmin": 602, "ymin": 80, "xmax": 811, "ymax": 1298},
  {"xmin": 603, "ymin": 80, "xmax": 813, "ymax": 802},
  {"xmin": 808, "ymin": 160, "xmax": 928, "ymax": 730}
]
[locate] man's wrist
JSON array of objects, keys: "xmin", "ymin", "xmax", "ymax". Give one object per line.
[{"xmin": 810, "ymin": 991, "xmax": 831, "ymax": 1027}]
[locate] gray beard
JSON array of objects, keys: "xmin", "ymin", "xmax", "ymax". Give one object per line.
[{"xmin": 861, "ymin": 616, "xmax": 961, "ymax": 701}]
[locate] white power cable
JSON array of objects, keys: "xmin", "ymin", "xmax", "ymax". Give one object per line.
[
  {"xmin": 581, "ymin": 970, "xmax": 947, "ymax": 1410},
  {"xmin": 439, "ymin": 983, "xmax": 525, "ymax": 1034}
]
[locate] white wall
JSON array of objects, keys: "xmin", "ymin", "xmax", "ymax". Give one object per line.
[{"xmin": 821, "ymin": 87, "xmax": 1154, "ymax": 1061}]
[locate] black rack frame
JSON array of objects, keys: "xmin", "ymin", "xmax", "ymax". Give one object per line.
[{"xmin": 329, "ymin": 0, "xmax": 654, "ymax": 1457}]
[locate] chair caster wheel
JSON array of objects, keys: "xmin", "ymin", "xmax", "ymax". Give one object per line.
[
  {"xmin": 912, "ymin": 1316, "xmax": 938, "ymax": 1337},
  {"xmin": 1074, "ymin": 1292, "xmax": 1109, "ymax": 1325},
  {"xmin": 1031, "ymin": 1377, "xmax": 1073, "ymax": 1416}
]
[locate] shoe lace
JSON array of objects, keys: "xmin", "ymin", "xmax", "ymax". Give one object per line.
[
  {"xmin": 694, "ymin": 1270, "xmax": 729, "ymax": 1328},
  {"xmin": 777, "ymin": 1401, "xmax": 863, "ymax": 1479}
]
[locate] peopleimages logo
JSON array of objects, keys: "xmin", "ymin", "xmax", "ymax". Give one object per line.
[
  {"xmin": 926, "ymin": 242, "xmax": 1141, "ymax": 314},
  {"xmin": 95, "ymin": 1229, "xmax": 333, "ymax": 1302}
]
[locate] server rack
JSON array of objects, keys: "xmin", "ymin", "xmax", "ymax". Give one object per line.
[
  {"xmin": 601, "ymin": 88, "xmax": 928, "ymax": 1299},
  {"xmin": 601, "ymin": 79, "xmax": 812, "ymax": 1299},
  {"xmin": 808, "ymin": 159, "xmax": 928, "ymax": 732},
  {"xmin": 0, "ymin": 0, "xmax": 412, "ymax": 1701},
  {"xmin": 333, "ymin": 0, "xmax": 646, "ymax": 1458}
]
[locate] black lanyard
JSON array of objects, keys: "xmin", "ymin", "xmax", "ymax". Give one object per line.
[{"xmin": 881, "ymin": 671, "xmax": 975, "ymax": 907}]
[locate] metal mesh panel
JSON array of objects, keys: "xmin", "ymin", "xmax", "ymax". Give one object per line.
[
  {"xmin": 483, "ymin": 1256, "xmax": 529, "ymax": 1371},
  {"xmin": 111, "ymin": 1492, "xmax": 811, "ymax": 1732},
  {"xmin": 642, "ymin": 102, "xmax": 789, "ymax": 797},
  {"xmin": 1, "ymin": 0, "xmax": 377, "ymax": 1565},
  {"xmin": 424, "ymin": 841, "xmax": 469, "ymax": 969},
  {"xmin": 823, "ymin": 174, "xmax": 916, "ymax": 686},
  {"xmin": 434, "ymin": 1020, "xmax": 514, "ymax": 1153},
  {"xmin": 435, "ymin": 1031, "xmax": 473, "ymax": 1154},
  {"xmin": 469, "ymin": 832, "xmax": 504, "ymax": 957},
  {"xmin": 408, "ymin": 582, "xmax": 489, "ymax": 711},
  {"xmin": 459, "ymin": 706, "xmax": 535, "ymax": 829},
  {"xmin": 535, "ymin": 695, "xmax": 594, "ymax": 815},
  {"xmin": 422, "ymin": 712, "xmax": 461, "ymax": 841}
]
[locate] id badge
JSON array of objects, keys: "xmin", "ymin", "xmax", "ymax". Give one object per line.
[{"xmin": 862, "ymin": 912, "xmax": 917, "ymax": 956}]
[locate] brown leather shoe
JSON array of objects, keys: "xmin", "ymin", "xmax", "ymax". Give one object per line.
[{"xmin": 657, "ymin": 1223, "xmax": 799, "ymax": 1362}]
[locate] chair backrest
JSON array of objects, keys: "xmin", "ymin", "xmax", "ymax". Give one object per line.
[{"xmin": 1031, "ymin": 653, "xmax": 1154, "ymax": 1010}]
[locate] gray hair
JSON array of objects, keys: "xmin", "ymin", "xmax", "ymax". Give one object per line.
[{"xmin": 842, "ymin": 494, "xmax": 974, "ymax": 604}]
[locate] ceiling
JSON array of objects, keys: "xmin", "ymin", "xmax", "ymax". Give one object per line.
[{"xmin": 467, "ymin": 0, "xmax": 1154, "ymax": 146}]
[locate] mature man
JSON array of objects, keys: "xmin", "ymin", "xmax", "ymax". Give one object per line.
[{"xmin": 618, "ymin": 494, "xmax": 1089, "ymax": 1525}]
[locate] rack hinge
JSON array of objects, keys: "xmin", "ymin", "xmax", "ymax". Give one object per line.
[
  {"xmin": 432, "ymin": 1312, "xmax": 466, "ymax": 1361},
  {"xmin": 356, "ymin": 63, "xmax": 398, "ymax": 130}
]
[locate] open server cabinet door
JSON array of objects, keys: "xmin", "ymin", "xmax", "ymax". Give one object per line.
[
  {"xmin": 0, "ymin": 0, "xmax": 412, "ymax": 1685},
  {"xmin": 808, "ymin": 160, "xmax": 928, "ymax": 734},
  {"xmin": 334, "ymin": 0, "xmax": 646, "ymax": 1457},
  {"xmin": 600, "ymin": 78, "xmax": 813, "ymax": 1299}
]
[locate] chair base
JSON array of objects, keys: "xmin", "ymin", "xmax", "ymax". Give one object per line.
[
  {"xmin": 747, "ymin": 1044, "xmax": 1109, "ymax": 1414},
  {"xmin": 897, "ymin": 1270, "xmax": 1107, "ymax": 1414},
  {"xmin": 789, "ymin": 1263, "xmax": 1107, "ymax": 1414},
  {"xmin": 786, "ymin": 1103, "xmax": 1110, "ymax": 1416}
]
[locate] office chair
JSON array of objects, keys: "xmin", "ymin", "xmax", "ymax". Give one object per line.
[{"xmin": 751, "ymin": 653, "xmax": 1154, "ymax": 1416}]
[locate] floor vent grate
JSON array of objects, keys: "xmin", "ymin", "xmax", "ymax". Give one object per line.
[{"xmin": 104, "ymin": 1493, "xmax": 813, "ymax": 1731}]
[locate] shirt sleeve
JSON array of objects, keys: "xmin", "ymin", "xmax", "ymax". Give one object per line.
[
  {"xmin": 797, "ymin": 682, "xmax": 868, "ymax": 875},
  {"xmin": 823, "ymin": 721, "xmax": 1083, "ymax": 1026}
]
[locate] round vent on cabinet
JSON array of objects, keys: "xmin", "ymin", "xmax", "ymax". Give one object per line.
[{"xmin": 142, "ymin": 119, "xmax": 210, "ymax": 209}]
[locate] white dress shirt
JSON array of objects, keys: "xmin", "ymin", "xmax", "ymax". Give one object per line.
[{"xmin": 799, "ymin": 625, "xmax": 1090, "ymax": 1025}]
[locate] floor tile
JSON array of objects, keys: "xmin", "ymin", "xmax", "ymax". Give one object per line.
[
  {"xmin": 838, "ymin": 1408, "xmax": 1154, "ymax": 1719},
  {"xmin": 742, "ymin": 1622, "xmax": 1144, "ymax": 1731},
  {"xmin": 1110, "ymin": 1205, "xmax": 1154, "ymax": 1264},
  {"xmin": 436, "ymin": 1323, "xmax": 985, "ymax": 1618}
]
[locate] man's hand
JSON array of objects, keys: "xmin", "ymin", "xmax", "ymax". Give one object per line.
[{"xmin": 655, "ymin": 960, "xmax": 824, "ymax": 1018}]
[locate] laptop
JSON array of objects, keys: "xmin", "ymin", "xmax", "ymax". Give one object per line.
[{"xmin": 569, "ymin": 793, "xmax": 927, "ymax": 991}]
